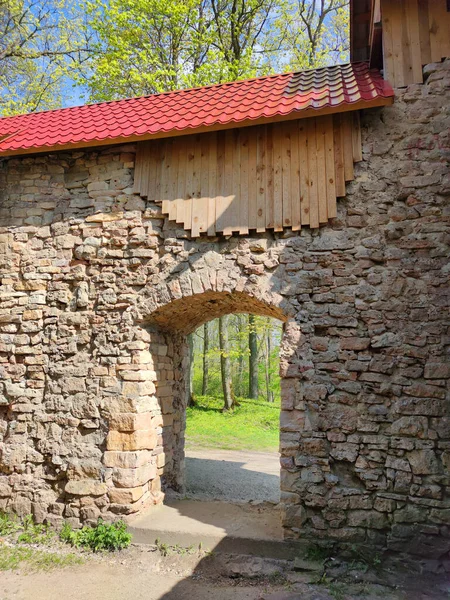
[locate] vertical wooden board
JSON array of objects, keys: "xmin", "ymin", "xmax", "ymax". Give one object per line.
[
  {"xmin": 418, "ymin": 0, "xmax": 432, "ymax": 65},
  {"xmin": 405, "ymin": 0, "xmax": 424, "ymax": 84},
  {"xmin": 281, "ymin": 122, "xmax": 292, "ymax": 228},
  {"xmin": 215, "ymin": 131, "xmax": 227, "ymax": 233},
  {"xmin": 381, "ymin": 0, "xmax": 396, "ymax": 85},
  {"xmin": 190, "ymin": 135, "xmax": 203, "ymax": 237},
  {"xmin": 168, "ymin": 140, "xmax": 178, "ymax": 221},
  {"xmin": 391, "ymin": 2, "xmax": 406, "ymax": 87},
  {"xmin": 247, "ymin": 129, "xmax": 258, "ymax": 230},
  {"xmin": 161, "ymin": 139, "xmax": 172, "ymax": 215},
  {"xmin": 428, "ymin": 0, "xmax": 450, "ymax": 62},
  {"xmin": 324, "ymin": 115, "xmax": 337, "ymax": 219},
  {"xmin": 145, "ymin": 141, "xmax": 157, "ymax": 200},
  {"xmin": 136, "ymin": 141, "xmax": 148, "ymax": 197},
  {"xmin": 298, "ymin": 120, "xmax": 310, "ymax": 226},
  {"xmin": 342, "ymin": 113, "xmax": 354, "ymax": 182},
  {"xmin": 265, "ymin": 124, "xmax": 274, "ymax": 229},
  {"xmin": 155, "ymin": 140, "xmax": 164, "ymax": 202},
  {"xmin": 307, "ymin": 118, "xmax": 319, "ymax": 229},
  {"xmin": 184, "ymin": 136, "xmax": 195, "ymax": 230},
  {"xmin": 231, "ymin": 129, "xmax": 241, "ymax": 234},
  {"xmin": 352, "ymin": 111, "xmax": 362, "ymax": 163},
  {"xmin": 133, "ymin": 142, "xmax": 144, "ymax": 194},
  {"xmin": 239, "ymin": 128, "xmax": 249, "ymax": 235},
  {"xmin": 207, "ymin": 132, "xmax": 217, "ymax": 236},
  {"xmin": 272, "ymin": 125, "xmax": 283, "ymax": 231},
  {"xmin": 400, "ymin": 0, "xmax": 415, "ymax": 86},
  {"xmin": 290, "ymin": 124, "xmax": 301, "ymax": 231},
  {"xmin": 333, "ymin": 114, "xmax": 345, "ymax": 197},
  {"xmin": 256, "ymin": 126, "xmax": 266, "ymax": 232},
  {"xmin": 175, "ymin": 139, "xmax": 186, "ymax": 224},
  {"xmin": 315, "ymin": 117, "xmax": 328, "ymax": 225},
  {"xmin": 195, "ymin": 133, "xmax": 209, "ymax": 236},
  {"xmin": 221, "ymin": 130, "xmax": 235, "ymax": 235}
]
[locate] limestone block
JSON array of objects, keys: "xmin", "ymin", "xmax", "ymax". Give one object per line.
[
  {"xmin": 112, "ymin": 463, "xmax": 157, "ymax": 488},
  {"xmin": 109, "ymin": 412, "xmax": 153, "ymax": 432},
  {"xmin": 108, "ymin": 486, "xmax": 146, "ymax": 504},
  {"xmin": 407, "ymin": 450, "xmax": 441, "ymax": 475},
  {"xmin": 347, "ymin": 510, "xmax": 389, "ymax": 529},
  {"xmin": 106, "ymin": 429, "xmax": 158, "ymax": 451},
  {"xmin": 103, "ymin": 450, "xmax": 153, "ymax": 469},
  {"xmin": 65, "ymin": 480, "xmax": 108, "ymax": 496}
]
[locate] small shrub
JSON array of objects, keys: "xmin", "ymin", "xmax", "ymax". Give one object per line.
[
  {"xmin": 17, "ymin": 515, "xmax": 54, "ymax": 545},
  {"xmin": 0, "ymin": 512, "xmax": 21, "ymax": 536},
  {"xmin": 60, "ymin": 519, "xmax": 131, "ymax": 552}
]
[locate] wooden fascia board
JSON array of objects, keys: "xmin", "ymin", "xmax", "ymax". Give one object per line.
[{"xmin": 0, "ymin": 96, "xmax": 394, "ymax": 158}]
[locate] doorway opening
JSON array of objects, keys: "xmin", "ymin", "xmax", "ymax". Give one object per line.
[{"xmin": 185, "ymin": 314, "xmax": 283, "ymax": 505}]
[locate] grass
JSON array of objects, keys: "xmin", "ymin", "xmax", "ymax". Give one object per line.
[
  {"xmin": 0, "ymin": 511, "xmax": 132, "ymax": 572},
  {"xmin": 186, "ymin": 395, "xmax": 280, "ymax": 452},
  {"xmin": 0, "ymin": 545, "xmax": 84, "ymax": 572}
]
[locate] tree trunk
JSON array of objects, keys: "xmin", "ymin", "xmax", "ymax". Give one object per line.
[
  {"xmin": 187, "ymin": 333, "xmax": 194, "ymax": 406},
  {"xmin": 219, "ymin": 315, "xmax": 234, "ymax": 410},
  {"xmin": 248, "ymin": 314, "xmax": 259, "ymax": 399},
  {"xmin": 202, "ymin": 322, "xmax": 210, "ymax": 395},
  {"xmin": 237, "ymin": 315, "xmax": 244, "ymax": 397},
  {"xmin": 265, "ymin": 318, "xmax": 274, "ymax": 402}
]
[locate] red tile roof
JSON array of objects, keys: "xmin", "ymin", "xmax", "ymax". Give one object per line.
[{"xmin": 0, "ymin": 62, "xmax": 393, "ymax": 156}]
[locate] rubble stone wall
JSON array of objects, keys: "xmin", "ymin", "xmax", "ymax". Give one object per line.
[{"xmin": 0, "ymin": 60, "xmax": 449, "ymax": 557}]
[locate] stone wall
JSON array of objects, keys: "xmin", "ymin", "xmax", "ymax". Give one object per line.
[{"xmin": 0, "ymin": 60, "xmax": 449, "ymax": 557}]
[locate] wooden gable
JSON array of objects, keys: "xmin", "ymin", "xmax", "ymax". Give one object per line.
[{"xmin": 133, "ymin": 113, "xmax": 362, "ymax": 237}]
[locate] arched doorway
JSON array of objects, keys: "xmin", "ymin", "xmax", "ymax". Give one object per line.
[{"xmin": 139, "ymin": 291, "xmax": 291, "ymax": 499}]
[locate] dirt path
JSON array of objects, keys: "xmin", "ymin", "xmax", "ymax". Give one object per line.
[
  {"xmin": 185, "ymin": 449, "xmax": 280, "ymax": 503},
  {"xmin": 1, "ymin": 544, "xmax": 448, "ymax": 600}
]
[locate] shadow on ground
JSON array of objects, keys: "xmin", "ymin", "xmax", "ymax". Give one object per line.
[{"xmin": 185, "ymin": 450, "xmax": 281, "ymax": 504}]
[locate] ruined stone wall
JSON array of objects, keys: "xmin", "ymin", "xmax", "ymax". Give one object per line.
[{"xmin": 0, "ymin": 60, "xmax": 448, "ymax": 557}]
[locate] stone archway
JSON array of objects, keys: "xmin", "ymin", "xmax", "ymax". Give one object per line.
[{"xmin": 105, "ymin": 285, "xmax": 302, "ymax": 523}]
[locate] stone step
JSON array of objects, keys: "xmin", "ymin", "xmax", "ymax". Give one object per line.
[{"xmin": 127, "ymin": 499, "xmax": 305, "ymax": 560}]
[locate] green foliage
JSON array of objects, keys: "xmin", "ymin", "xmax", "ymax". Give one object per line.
[
  {"xmin": 192, "ymin": 315, "xmax": 282, "ymax": 402},
  {"xmin": 154, "ymin": 538, "xmax": 196, "ymax": 557},
  {"xmin": 82, "ymin": 0, "xmax": 349, "ymax": 102},
  {"xmin": 0, "ymin": 0, "xmax": 91, "ymax": 115},
  {"xmin": 17, "ymin": 515, "xmax": 54, "ymax": 545},
  {"xmin": 59, "ymin": 519, "xmax": 132, "ymax": 552},
  {"xmin": 0, "ymin": 511, "xmax": 21, "ymax": 535},
  {"xmin": 0, "ymin": 545, "xmax": 83, "ymax": 571},
  {"xmin": 186, "ymin": 395, "xmax": 280, "ymax": 451},
  {"xmin": 304, "ymin": 543, "xmax": 335, "ymax": 562}
]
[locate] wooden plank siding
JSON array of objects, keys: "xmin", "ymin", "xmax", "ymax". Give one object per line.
[
  {"xmin": 133, "ymin": 113, "xmax": 362, "ymax": 237},
  {"xmin": 381, "ymin": 0, "xmax": 450, "ymax": 88}
]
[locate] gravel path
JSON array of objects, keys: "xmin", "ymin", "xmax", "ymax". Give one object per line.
[{"xmin": 185, "ymin": 448, "xmax": 280, "ymax": 503}]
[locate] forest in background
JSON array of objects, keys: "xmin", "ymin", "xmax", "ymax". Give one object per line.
[
  {"xmin": 1, "ymin": 0, "xmax": 349, "ymax": 115},
  {"xmin": 186, "ymin": 315, "xmax": 282, "ymax": 451},
  {"xmin": 190, "ymin": 315, "xmax": 282, "ymax": 406}
]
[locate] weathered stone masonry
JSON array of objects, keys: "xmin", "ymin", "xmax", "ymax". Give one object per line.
[{"xmin": 0, "ymin": 60, "xmax": 449, "ymax": 557}]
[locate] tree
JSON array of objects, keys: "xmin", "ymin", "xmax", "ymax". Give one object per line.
[
  {"xmin": 202, "ymin": 322, "xmax": 210, "ymax": 395},
  {"xmin": 248, "ymin": 314, "xmax": 259, "ymax": 399},
  {"xmin": 276, "ymin": 0, "xmax": 349, "ymax": 71},
  {"xmin": 84, "ymin": 0, "xmax": 278, "ymax": 102},
  {"xmin": 187, "ymin": 332, "xmax": 195, "ymax": 406},
  {"xmin": 219, "ymin": 315, "xmax": 234, "ymax": 410},
  {"xmin": 0, "ymin": 0, "xmax": 91, "ymax": 115}
]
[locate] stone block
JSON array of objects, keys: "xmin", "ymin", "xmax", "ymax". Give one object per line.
[
  {"xmin": 347, "ymin": 510, "xmax": 389, "ymax": 529},
  {"xmin": 108, "ymin": 486, "xmax": 146, "ymax": 504},
  {"xmin": 65, "ymin": 479, "xmax": 108, "ymax": 496},
  {"xmin": 112, "ymin": 463, "xmax": 157, "ymax": 488},
  {"xmin": 109, "ymin": 412, "xmax": 153, "ymax": 432},
  {"xmin": 106, "ymin": 430, "xmax": 158, "ymax": 451},
  {"xmin": 103, "ymin": 450, "xmax": 153, "ymax": 469}
]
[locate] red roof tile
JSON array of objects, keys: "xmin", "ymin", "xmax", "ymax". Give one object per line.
[{"xmin": 0, "ymin": 63, "xmax": 393, "ymax": 156}]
